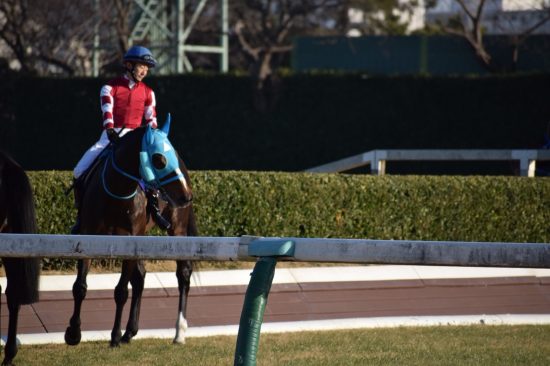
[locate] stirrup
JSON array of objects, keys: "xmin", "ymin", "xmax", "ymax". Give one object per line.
[{"xmin": 147, "ymin": 189, "xmax": 171, "ymax": 230}]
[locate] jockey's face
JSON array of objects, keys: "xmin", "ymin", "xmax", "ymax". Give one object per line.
[{"xmin": 126, "ymin": 62, "xmax": 149, "ymax": 82}]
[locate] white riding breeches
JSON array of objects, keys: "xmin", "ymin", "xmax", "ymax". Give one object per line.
[{"xmin": 73, "ymin": 128, "xmax": 133, "ymax": 179}]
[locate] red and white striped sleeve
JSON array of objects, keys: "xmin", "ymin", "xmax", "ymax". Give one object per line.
[
  {"xmin": 100, "ymin": 84, "xmax": 114, "ymax": 129},
  {"xmin": 144, "ymin": 89, "xmax": 158, "ymax": 129}
]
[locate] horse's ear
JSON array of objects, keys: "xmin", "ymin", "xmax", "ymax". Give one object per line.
[
  {"xmin": 161, "ymin": 113, "xmax": 171, "ymax": 135},
  {"xmin": 145, "ymin": 124, "xmax": 154, "ymax": 145}
]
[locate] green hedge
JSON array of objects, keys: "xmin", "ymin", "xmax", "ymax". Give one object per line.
[{"xmin": 28, "ymin": 171, "xmax": 550, "ymax": 270}]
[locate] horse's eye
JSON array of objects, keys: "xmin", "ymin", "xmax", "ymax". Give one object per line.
[{"xmin": 152, "ymin": 153, "xmax": 167, "ymax": 170}]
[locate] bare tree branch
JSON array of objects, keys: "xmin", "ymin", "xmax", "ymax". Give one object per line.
[{"xmin": 432, "ymin": 0, "xmax": 550, "ymax": 72}]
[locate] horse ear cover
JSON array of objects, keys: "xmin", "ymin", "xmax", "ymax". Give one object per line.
[
  {"xmin": 140, "ymin": 114, "xmax": 179, "ymax": 183},
  {"xmin": 140, "ymin": 126, "xmax": 156, "ymax": 182},
  {"xmin": 161, "ymin": 113, "xmax": 171, "ymax": 136},
  {"xmin": 145, "ymin": 125, "xmax": 155, "ymax": 145}
]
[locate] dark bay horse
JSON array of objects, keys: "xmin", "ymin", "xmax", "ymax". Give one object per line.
[
  {"xmin": 0, "ymin": 151, "xmax": 41, "ymax": 366},
  {"xmin": 64, "ymin": 116, "xmax": 197, "ymax": 347}
]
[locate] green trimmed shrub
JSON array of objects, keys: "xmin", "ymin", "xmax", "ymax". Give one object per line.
[{"xmin": 26, "ymin": 171, "xmax": 550, "ymax": 270}]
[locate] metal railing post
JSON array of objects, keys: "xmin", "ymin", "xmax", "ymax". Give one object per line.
[{"xmin": 233, "ymin": 239, "xmax": 295, "ymax": 366}]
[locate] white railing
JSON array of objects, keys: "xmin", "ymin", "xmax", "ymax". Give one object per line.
[
  {"xmin": 0, "ymin": 234, "xmax": 548, "ymax": 268},
  {"xmin": 306, "ymin": 149, "xmax": 550, "ymax": 177}
]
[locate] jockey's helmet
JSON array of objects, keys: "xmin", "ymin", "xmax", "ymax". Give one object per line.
[{"xmin": 123, "ymin": 46, "xmax": 157, "ymax": 68}]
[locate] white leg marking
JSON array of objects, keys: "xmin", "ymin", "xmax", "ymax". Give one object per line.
[{"xmin": 173, "ymin": 312, "xmax": 188, "ymax": 344}]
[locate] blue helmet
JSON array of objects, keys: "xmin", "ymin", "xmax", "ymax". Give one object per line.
[{"xmin": 123, "ymin": 46, "xmax": 157, "ymax": 68}]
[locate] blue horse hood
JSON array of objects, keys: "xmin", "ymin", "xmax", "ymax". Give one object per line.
[{"xmin": 139, "ymin": 114, "xmax": 182, "ymax": 185}]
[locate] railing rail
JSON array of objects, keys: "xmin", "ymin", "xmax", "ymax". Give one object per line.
[
  {"xmin": 306, "ymin": 149, "xmax": 550, "ymax": 177},
  {"xmin": 0, "ymin": 233, "xmax": 548, "ymax": 268}
]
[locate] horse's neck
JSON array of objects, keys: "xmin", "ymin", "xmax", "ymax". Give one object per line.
[{"xmin": 114, "ymin": 131, "xmax": 143, "ymax": 177}]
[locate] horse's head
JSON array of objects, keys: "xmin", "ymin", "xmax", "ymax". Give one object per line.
[{"xmin": 139, "ymin": 115, "xmax": 193, "ymax": 208}]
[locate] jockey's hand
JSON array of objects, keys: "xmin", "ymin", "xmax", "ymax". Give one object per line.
[{"xmin": 106, "ymin": 128, "xmax": 119, "ymax": 143}]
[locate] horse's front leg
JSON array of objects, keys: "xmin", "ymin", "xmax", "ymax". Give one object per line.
[
  {"xmin": 65, "ymin": 258, "xmax": 91, "ymax": 346},
  {"xmin": 121, "ymin": 260, "xmax": 146, "ymax": 344},
  {"xmin": 111, "ymin": 259, "xmax": 137, "ymax": 347},
  {"xmin": 2, "ymin": 293, "xmax": 20, "ymax": 366},
  {"xmin": 174, "ymin": 260, "xmax": 193, "ymax": 344}
]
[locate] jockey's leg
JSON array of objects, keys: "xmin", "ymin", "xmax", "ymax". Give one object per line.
[
  {"xmin": 70, "ymin": 177, "xmax": 84, "ymax": 234},
  {"xmin": 70, "ymin": 131, "xmax": 111, "ymax": 234}
]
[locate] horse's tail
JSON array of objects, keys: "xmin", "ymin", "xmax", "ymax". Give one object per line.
[{"xmin": 2, "ymin": 156, "xmax": 41, "ymax": 305}]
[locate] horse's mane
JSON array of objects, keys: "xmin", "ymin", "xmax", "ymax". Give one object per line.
[{"xmin": 118, "ymin": 126, "xmax": 147, "ymax": 146}]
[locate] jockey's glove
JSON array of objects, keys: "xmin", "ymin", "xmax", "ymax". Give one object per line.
[{"xmin": 106, "ymin": 128, "xmax": 119, "ymax": 143}]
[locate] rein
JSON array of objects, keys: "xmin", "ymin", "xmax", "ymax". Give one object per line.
[
  {"xmin": 101, "ymin": 150, "xmax": 140, "ymax": 200},
  {"xmin": 101, "ymin": 145, "xmax": 186, "ymax": 201}
]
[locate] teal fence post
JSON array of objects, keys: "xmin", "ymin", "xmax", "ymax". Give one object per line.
[{"xmin": 233, "ymin": 239, "xmax": 295, "ymax": 366}]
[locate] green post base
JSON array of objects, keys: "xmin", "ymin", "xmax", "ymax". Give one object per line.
[{"xmin": 233, "ymin": 257, "xmax": 277, "ymax": 366}]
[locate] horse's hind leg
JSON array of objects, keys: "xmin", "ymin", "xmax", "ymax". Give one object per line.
[
  {"xmin": 2, "ymin": 294, "xmax": 20, "ymax": 366},
  {"xmin": 173, "ymin": 260, "xmax": 193, "ymax": 344},
  {"xmin": 65, "ymin": 258, "xmax": 91, "ymax": 346},
  {"xmin": 121, "ymin": 260, "xmax": 146, "ymax": 344}
]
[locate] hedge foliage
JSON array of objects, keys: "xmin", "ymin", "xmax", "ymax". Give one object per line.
[{"xmin": 27, "ymin": 170, "xmax": 550, "ymax": 270}]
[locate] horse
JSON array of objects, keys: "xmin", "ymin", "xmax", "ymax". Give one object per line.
[
  {"xmin": 0, "ymin": 151, "xmax": 41, "ymax": 366},
  {"xmin": 64, "ymin": 116, "xmax": 197, "ymax": 347}
]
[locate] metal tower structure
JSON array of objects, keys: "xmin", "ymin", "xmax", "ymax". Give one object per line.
[{"xmin": 93, "ymin": 0, "xmax": 228, "ymax": 76}]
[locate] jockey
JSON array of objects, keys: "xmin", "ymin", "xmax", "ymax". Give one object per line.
[{"xmin": 71, "ymin": 45, "xmax": 170, "ymax": 234}]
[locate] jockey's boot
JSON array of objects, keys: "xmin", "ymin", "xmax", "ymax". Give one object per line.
[
  {"xmin": 70, "ymin": 177, "xmax": 84, "ymax": 235},
  {"xmin": 147, "ymin": 189, "xmax": 171, "ymax": 230}
]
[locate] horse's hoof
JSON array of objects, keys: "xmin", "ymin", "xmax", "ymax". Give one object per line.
[
  {"xmin": 173, "ymin": 336, "xmax": 186, "ymax": 345},
  {"xmin": 64, "ymin": 326, "xmax": 82, "ymax": 346},
  {"xmin": 120, "ymin": 331, "xmax": 135, "ymax": 344},
  {"xmin": 110, "ymin": 330, "xmax": 122, "ymax": 347}
]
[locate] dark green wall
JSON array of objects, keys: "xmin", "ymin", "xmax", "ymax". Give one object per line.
[
  {"xmin": 1, "ymin": 73, "xmax": 549, "ymax": 172},
  {"xmin": 292, "ymin": 35, "xmax": 550, "ymax": 74}
]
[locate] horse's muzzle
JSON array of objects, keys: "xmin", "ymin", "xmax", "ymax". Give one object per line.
[{"xmin": 160, "ymin": 187, "xmax": 193, "ymax": 209}]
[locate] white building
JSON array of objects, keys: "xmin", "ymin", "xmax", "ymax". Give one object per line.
[
  {"xmin": 426, "ymin": 0, "xmax": 550, "ymax": 35},
  {"xmin": 347, "ymin": 0, "xmax": 427, "ymax": 36}
]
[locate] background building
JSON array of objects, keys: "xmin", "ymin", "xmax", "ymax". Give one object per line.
[{"xmin": 425, "ymin": 0, "xmax": 550, "ymax": 34}]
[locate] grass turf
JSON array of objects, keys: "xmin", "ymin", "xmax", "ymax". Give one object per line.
[{"xmin": 11, "ymin": 325, "xmax": 550, "ymax": 365}]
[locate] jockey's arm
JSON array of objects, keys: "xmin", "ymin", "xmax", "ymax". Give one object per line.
[
  {"xmin": 100, "ymin": 84, "xmax": 114, "ymax": 130},
  {"xmin": 144, "ymin": 89, "xmax": 158, "ymax": 129}
]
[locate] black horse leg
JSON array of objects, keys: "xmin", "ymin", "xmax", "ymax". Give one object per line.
[
  {"xmin": 173, "ymin": 260, "xmax": 193, "ymax": 344},
  {"xmin": 121, "ymin": 260, "xmax": 146, "ymax": 344},
  {"xmin": 111, "ymin": 260, "xmax": 135, "ymax": 347},
  {"xmin": 65, "ymin": 258, "xmax": 91, "ymax": 346},
  {"xmin": 2, "ymin": 293, "xmax": 20, "ymax": 366}
]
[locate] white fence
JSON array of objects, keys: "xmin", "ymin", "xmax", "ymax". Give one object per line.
[
  {"xmin": 306, "ymin": 149, "xmax": 550, "ymax": 177},
  {"xmin": 0, "ymin": 234, "xmax": 548, "ymax": 268}
]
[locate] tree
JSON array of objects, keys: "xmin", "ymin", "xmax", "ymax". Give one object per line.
[
  {"xmin": 232, "ymin": 0, "xmax": 347, "ymax": 111},
  {"xmin": 426, "ymin": 0, "xmax": 550, "ymax": 72},
  {"xmin": 0, "ymin": 0, "xmax": 96, "ymax": 75}
]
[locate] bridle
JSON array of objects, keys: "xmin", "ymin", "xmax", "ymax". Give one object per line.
[{"xmin": 101, "ymin": 143, "xmax": 191, "ymax": 207}]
